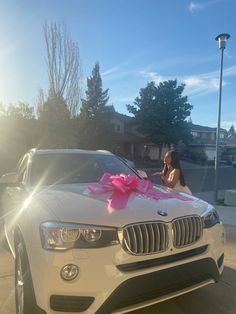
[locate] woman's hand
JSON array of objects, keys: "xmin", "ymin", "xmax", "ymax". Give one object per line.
[{"xmin": 152, "ymin": 171, "xmax": 161, "ymax": 176}]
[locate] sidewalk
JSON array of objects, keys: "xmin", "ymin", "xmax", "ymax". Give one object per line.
[{"xmin": 193, "ymin": 189, "xmax": 236, "ymax": 227}]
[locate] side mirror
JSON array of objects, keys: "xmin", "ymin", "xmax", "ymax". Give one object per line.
[
  {"xmin": 137, "ymin": 170, "xmax": 148, "ymax": 179},
  {"xmin": 0, "ymin": 172, "xmax": 18, "ymax": 185}
]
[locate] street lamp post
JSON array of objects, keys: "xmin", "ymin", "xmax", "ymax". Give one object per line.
[{"xmin": 214, "ymin": 33, "xmax": 230, "ymax": 202}]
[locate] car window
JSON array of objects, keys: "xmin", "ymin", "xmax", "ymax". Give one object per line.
[{"xmin": 30, "ymin": 153, "xmax": 136, "ymax": 186}]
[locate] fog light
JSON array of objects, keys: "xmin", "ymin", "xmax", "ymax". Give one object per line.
[{"xmin": 61, "ymin": 264, "xmax": 79, "ymax": 281}]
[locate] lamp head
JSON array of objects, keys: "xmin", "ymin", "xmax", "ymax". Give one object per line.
[{"xmin": 215, "ymin": 33, "xmax": 230, "ymax": 49}]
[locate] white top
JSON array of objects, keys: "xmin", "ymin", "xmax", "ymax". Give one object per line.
[{"xmin": 167, "ymin": 169, "xmax": 192, "ymax": 195}]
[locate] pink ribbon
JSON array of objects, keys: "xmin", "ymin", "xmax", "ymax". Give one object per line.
[{"xmin": 88, "ymin": 173, "xmax": 191, "ymax": 211}]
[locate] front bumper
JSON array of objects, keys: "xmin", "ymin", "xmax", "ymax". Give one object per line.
[{"xmin": 27, "ymin": 223, "xmax": 224, "ymax": 314}]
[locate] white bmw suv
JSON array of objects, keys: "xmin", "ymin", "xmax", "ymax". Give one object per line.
[{"xmin": 1, "ymin": 149, "xmax": 224, "ymax": 314}]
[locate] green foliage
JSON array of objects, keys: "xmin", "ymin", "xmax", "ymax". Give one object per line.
[
  {"xmin": 0, "ymin": 103, "xmax": 37, "ymax": 173},
  {"xmin": 0, "ymin": 102, "xmax": 35, "ymax": 119},
  {"xmin": 189, "ymin": 151, "xmax": 207, "ymax": 165},
  {"xmin": 37, "ymin": 95, "xmax": 76, "ymax": 148},
  {"xmin": 78, "ymin": 63, "xmax": 115, "ymax": 149},
  {"xmin": 127, "ymin": 80, "xmax": 193, "ymax": 159},
  {"xmin": 228, "ymin": 125, "xmax": 236, "ymax": 138}
]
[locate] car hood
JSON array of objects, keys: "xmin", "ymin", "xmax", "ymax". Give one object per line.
[{"xmin": 33, "ymin": 184, "xmax": 209, "ymax": 227}]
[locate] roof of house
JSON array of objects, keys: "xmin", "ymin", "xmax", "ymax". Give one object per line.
[
  {"xmin": 190, "ymin": 123, "xmax": 227, "ymax": 133},
  {"xmin": 226, "ymin": 137, "xmax": 236, "ymax": 147},
  {"xmin": 112, "ymin": 112, "xmax": 133, "ymax": 123}
]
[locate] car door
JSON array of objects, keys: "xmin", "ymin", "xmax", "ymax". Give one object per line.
[{"xmin": 2, "ymin": 154, "xmax": 31, "ymax": 250}]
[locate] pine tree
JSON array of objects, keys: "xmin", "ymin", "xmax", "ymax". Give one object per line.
[
  {"xmin": 78, "ymin": 63, "xmax": 115, "ymax": 149},
  {"xmin": 228, "ymin": 125, "xmax": 236, "ymax": 138}
]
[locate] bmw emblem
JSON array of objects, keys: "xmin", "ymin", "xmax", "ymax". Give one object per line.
[{"xmin": 157, "ymin": 210, "xmax": 168, "ymax": 217}]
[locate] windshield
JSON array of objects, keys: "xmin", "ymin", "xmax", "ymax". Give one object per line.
[{"xmin": 30, "ymin": 153, "xmax": 136, "ymax": 186}]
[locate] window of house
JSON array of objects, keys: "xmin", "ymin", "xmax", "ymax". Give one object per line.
[
  {"xmin": 191, "ymin": 131, "xmax": 198, "ymax": 137},
  {"xmin": 220, "ymin": 133, "xmax": 225, "ymax": 139}
]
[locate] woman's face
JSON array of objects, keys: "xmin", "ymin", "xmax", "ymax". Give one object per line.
[{"xmin": 164, "ymin": 152, "xmax": 172, "ymax": 165}]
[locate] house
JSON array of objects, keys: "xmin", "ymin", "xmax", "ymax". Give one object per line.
[
  {"xmin": 224, "ymin": 136, "xmax": 236, "ymax": 161},
  {"xmin": 111, "ymin": 112, "xmax": 169, "ymax": 160},
  {"xmin": 188, "ymin": 123, "xmax": 228, "ymax": 160},
  {"xmin": 111, "ymin": 113, "xmax": 232, "ymax": 162},
  {"xmin": 111, "ymin": 112, "xmax": 146, "ymax": 159}
]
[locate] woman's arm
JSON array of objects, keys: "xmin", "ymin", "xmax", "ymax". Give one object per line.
[
  {"xmin": 152, "ymin": 167, "xmax": 165, "ymax": 176},
  {"xmin": 162, "ymin": 169, "xmax": 180, "ymax": 188},
  {"xmin": 152, "ymin": 171, "xmax": 162, "ymax": 176}
]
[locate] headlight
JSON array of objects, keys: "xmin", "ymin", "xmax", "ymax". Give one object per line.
[
  {"xmin": 201, "ymin": 205, "xmax": 220, "ymax": 228},
  {"xmin": 40, "ymin": 222, "xmax": 119, "ymax": 251}
]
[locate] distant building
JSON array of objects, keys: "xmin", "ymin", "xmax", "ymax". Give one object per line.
[
  {"xmin": 188, "ymin": 123, "xmax": 228, "ymax": 160},
  {"xmin": 224, "ymin": 136, "xmax": 236, "ymax": 161},
  {"xmin": 111, "ymin": 112, "xmax": 168, "ymax": 160},
  {"xmin": 110, "ymin": 113, "xmax": 233, "ymax": 161}
]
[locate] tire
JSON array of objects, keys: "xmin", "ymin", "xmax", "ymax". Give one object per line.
[{"xmin": 15, "ymin": 240, "xmax": 37, "ymax": 314}]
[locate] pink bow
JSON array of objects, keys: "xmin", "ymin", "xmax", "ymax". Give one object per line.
[{"xmin": 88, "ymin": 173, "xmax": 191, "ymax": 211}]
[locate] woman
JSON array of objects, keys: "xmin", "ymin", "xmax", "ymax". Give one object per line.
[{"xmin": 152, "ymin": 150, "xmax": 192, "ymax": 194}]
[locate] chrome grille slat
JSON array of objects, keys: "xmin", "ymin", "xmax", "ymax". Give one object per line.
[
  {"xmin": 123, "ymin": 222, "xmax": 168, "ymax": 255},
  {"xmin": 148, "ymin": 224, "xmax": 155, "ymax": 253},
  {"xmin": 124, "ymin": 229, "xmax": 131, "ymax": 250},
  {"xmin": 173, "ymin": 216, "xmax": 202, "ymax": 248},
  {"xmin": 161, "ymin": 224, "xmax": 166, "ymax": 251},
  {"xmin": 153, "ymin": 223, "xmax": 160, "ymax": 252},
  {"xmin": 142, "ymin": 224, "xmax": 149, "ymax": 253},
  {"xmin": 135, "ymin": 225, "xmax": 143, "ymax": 253},
  {"xmin": 192, "ymin": 217, "xmax": 196, "ymax": 243},
  {"xmin": 130, "ymin": 226, "xmax": 138, "ymax": 253},
  {"xmin": 180, "ymin": 219, "xmax": 185, "ymax": 247},
  {"xmin": 176, "ymin": 220, "xmax": 181, "ymax": 246}
]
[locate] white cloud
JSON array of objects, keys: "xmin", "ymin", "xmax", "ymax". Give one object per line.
[
  {"xmin": 101, "ymin": 58, "xmax": 138, "ymax": 80},
  {"xmin": 112, "ymin": 95, "xmax": 136, "ymax": 102},
  {"xmin": 101, "ymin": 66, "xmax": 121, "ymax": 77},
  {"xmin": 183, "ymin": 75, "xmax": 222, "ymax": 96},
  {"xmin": 221, "ymin": 121, "xmax": 236, "ymax": 129},
  {"xmin": 140, "ymin": 70, "xmax": 167, "ymax": 85},
  {"xmin": 189, "ymin": 2, "xmax": 204, "ymax": 13},
  {"xmin": 140, "ymin": 65, "xmax": 236, "ymax": 97},
  {"xmin": 188, "ymin": 0, "xmax": 220, "ymax": 13}
]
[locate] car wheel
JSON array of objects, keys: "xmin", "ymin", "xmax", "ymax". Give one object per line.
[{"xmin": 15, "ymin": 240, "xmax": 37, "ymax": 314}]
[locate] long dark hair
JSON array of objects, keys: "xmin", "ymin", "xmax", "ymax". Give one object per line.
[{"xmin": 163, "ymin": 151, "xmax": 186, "ymax": 187}]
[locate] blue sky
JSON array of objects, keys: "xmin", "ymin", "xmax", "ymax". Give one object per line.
[{"xmin": 0, "ymin": 0, "xmax": 235, "ymax": 129}]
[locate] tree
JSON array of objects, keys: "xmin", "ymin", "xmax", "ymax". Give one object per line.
[
  {"xmin": 36, "ymin": 22, "xmax": 82, "ymax": 148},
  {"xmin": 78, "ymin": 63, "xmax": 115, "ymax": 149},
  {"xmin": 127, "ymin": 80, "xmax": 193, "ymax": 160},
  {"xmin": 37, "ymin": 95, "xmax": 77, "ymax": 148},
  {"xmin": 228, "ymin": 125, "xmax": 236, "ymax": 138},
  {"xmin": 5, "ymin": 102, "xmax": 35, "ymax": 119},
  {"xmin": 40, "ymin": 21, "xmax": 82, "ymax": 117},
  {"xmin": 0, "ymin": 103, "xmax": 37, "ymax": 172}
]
